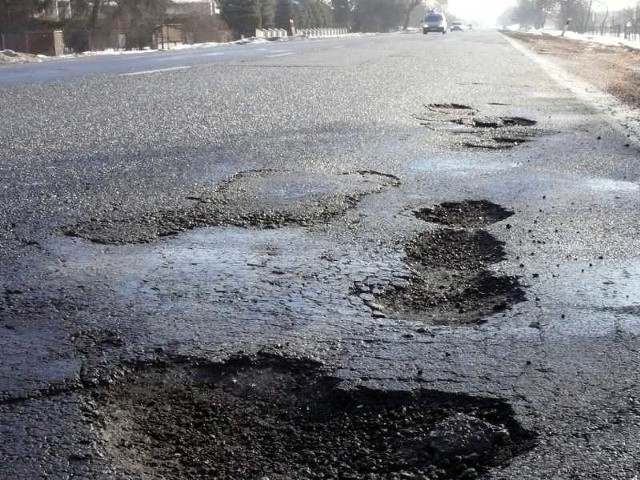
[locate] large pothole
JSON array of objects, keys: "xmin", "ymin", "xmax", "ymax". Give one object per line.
[
  {"xmin": 83, "ymin": 354, "xmax": 536, "ymax": 480},
  {"xmin": 62, "ymin": 170, "xmax": 400, "ymax": 244},
  {"xmin": 359, "ymin": 201, "xmax": 523, "ymax": 325},
  {"xmin": 375, "ymin": 229, "xmax": 525, "ymax": 324}
]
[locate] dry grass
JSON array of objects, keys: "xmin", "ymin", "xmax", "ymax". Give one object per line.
[{"xmin": 504, "ymin": 32, "xmax": 640, "ymax": 109}]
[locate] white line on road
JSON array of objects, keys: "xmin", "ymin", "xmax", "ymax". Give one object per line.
[
  {"xmin": 120, "ymin": 66, "xmax": 192, "ymax": 76},
  {"xmin": 266, "ymin": 52, "xmax": 294, "ymax": 58}
]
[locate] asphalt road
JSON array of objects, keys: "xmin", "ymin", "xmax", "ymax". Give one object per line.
[
  {"xmin": 2, "ymin": 30, "xmax": 640, "ymax": 479},
  {"xmin": 0, "ymin": 37, "xmax": 357, "ymax": 86}
]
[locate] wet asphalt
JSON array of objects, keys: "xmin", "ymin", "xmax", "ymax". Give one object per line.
[{"xmin": 2, "ymin": 30, "xmax": 640, "ymax": 478}]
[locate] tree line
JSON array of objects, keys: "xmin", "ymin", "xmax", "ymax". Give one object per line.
[
  {"xmin": 499, "ymin": 0, "xmax": 640, "ymax": 32},
  {"xmin": 0, "ymin": 0, "xmax": 449, "ymax": 43}
]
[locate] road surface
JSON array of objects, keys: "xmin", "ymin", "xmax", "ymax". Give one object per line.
[{"xmin": 1, "ymin": 30, "xmax": 640, "ymax": 479}]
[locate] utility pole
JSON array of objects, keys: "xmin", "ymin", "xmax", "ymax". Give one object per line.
[{"xmin": 583, "ymin": 0, "xmax": 593, "ymax": 32}]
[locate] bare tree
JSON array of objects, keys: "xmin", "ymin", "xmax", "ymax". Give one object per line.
[
  {"xmin": 402, "ymin": 0, "xmax": 422, "ymax": 30},
  {"xmin": 0, "ymin": 0, "xmax": 54, "ymax": 29}
]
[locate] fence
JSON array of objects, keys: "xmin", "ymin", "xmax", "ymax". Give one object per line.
[
  {"xmin": 584, "ymin": 23, "xmax": 640, "ymax": 43},
  {"xmin": 255, "ymin": 28, "xmax": 288, "ymax": 39},
  {"xmin": 297, "ymin": 28, "xmax": 348, "ymax": 37},
  {"xmin": 254, "ymin": 27, "xmax": 349, "ymax": 40},
  {"xmin": 1, "ymin": 30, "xmax": 64, "ymax": 56},
  {"xmin": 153, "ymin": 24, "xmax": 192, "ymax": 49}
]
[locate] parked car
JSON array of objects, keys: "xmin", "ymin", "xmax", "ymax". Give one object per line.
[
  {"xmin": 450, "ymin": 21, "xmax": 465, "ymax": 31},
  {"xmin": 423, "ymin": 12, "xmax": 447, "ymax": 34}
]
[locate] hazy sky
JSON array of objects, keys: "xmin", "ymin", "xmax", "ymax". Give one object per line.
[
  {"xmin": 447, "ymin": 0, "xmax": 514, "ymax": 26},
  {"xmin": 447, "ymin": 0, "xmax": 637, "ymax": 26}
]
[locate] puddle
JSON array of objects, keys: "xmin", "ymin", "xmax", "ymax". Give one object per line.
[
  {"xmin": 414, "ymin": 200, "xmax": 514, "ymax": 229},
  {"xmin": 61, "ymin": 170, "xmax": 399, "ymax": 245},
  {"xmin": 83, "ymin": 354, "xmax": 536, "ymax": 480}
]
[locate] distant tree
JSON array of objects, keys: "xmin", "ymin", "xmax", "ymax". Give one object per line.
[
  {"xmin": 259, "ymin": 0, "xmax": 275, "ymax": 28},
  {"xmin": 498, "ymin": 6, "xmax": 518, "ymax": 27},
  {"xmin": 401, "ymin": 0, "xmax": 422, "ymax": 30},
  {"xmin": 556, "ymin": 0, "xmax": 590, "ymax": 31},
  {"xmin": 292, "ymin": 0, "xmax": 332, "ymax": 28},
  {"xmin": 68, "ymin": 0, "xmax": 91, "ymax": 18},
  {"xmin": 274, "ymin": 0, "xmax": 293, "ymax": 28},
  {"xmin": 220, "ymin": 0, "xmax": 261, "ymax": 36},
  {"xmin": 308, "ymin": 0, "xmax": 332, "ymax": 27},
  {"xmin": 113, "ymin": 0, "xmax": 168, "ymax": 48},
  {"xmin": 331, "ymin": 0, "xmax": 352, "ymax": 27},
  {"xmin": 424, "ymin": 0, "xmax": 446, "ymax": 11},
  {"xmin": 0, "ymin": 0, "xmax": 54, "ymax": 29},
  {"xmin": 292, "ymin": 2, "xmax": 311, "ymax": 27},
  {"xmin": 510, "ymin": 0, "xmax": 555, "ymax": 29},
  {"xmin": 352, "ymin": 0, "xmax": 403, "ymax": 32}
]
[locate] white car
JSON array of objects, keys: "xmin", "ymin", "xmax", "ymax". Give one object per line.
[
  {"xmin": 423, "ymin": 12, "xmax": 447, "ymax": 34},
  {"xmin": 450, "ymin": 21, "xmax": 465, "ymax": 31}
]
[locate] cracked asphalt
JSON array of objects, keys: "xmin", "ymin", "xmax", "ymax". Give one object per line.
[{"xmin": 2, "ymin": 30, "xmax": 640, "ymax": 479}]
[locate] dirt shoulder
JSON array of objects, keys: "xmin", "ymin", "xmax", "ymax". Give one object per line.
[{"xmin": 503, "ymin": 32, "xmax": 640, "ymax": 108}]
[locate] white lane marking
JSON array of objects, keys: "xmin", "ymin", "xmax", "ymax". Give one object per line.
[
  {"xmin": 266, "ymin": 52, "xmax": 294, "ymax": 58},
  {"xmin": 202, "ymin": 52, "xmax": 224, "ymax": 57},
  {"xmin": 120, "ymin": 66, "xmax": 192, "ymax": 76}
]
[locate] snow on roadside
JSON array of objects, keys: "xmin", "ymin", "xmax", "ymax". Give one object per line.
[
  {"xmin": 0, "ymin": 49, "xmax": 43, "ymax": 64},
  {"xmin": 1, "ymin": 33, "xmax": 363, "ymax": 64},
  {"xmin": 507, "ymin": 25, "xmax": 640, "ymax": 50},
  {"xmin": 504, "ymin": 32, "xmax": 640, "ymax": 147}
]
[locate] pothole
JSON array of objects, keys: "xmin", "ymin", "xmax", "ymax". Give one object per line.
[
  {"xmin": 472, "ymin": 117, "xmax": 504, "ymax": 129},
  {"xmin": 372, "ymin": 229, "xmax": 525, "ymax": 324},
  {"xmin": 428, "ymin": 103, "xmax": 476, "ymax": 111},
  {"xmin": 470, "ymin": 117, "xmax": 538, "ymax": 129},
  {"xmin": 61, "ymin": 170, "xmax": 400, "ymax": 244},
  {"xmin": 493, "ymin": 137, "xmax": 529, "ymax": 145},
  {"xmin": 83, "ymin": 354, "xmax": 536, "ymax": 480},
  {"xmin": 414, "ymin": 102, "xmax": 539, "ymax": 151},
  {"xmin": 415, "ymin": 104, "xmax": 478, "ymax": 125},
  {"xmin": 414, "ymin": 200, "xmax": 514, "ymax": 229},
  {"xmin": 406, "ymin": 229, "xmax": 506, "ymax": 270},
  {"xmin": 501, "ymin": 117, "xmax": 537, "ymax": 127},
  {"xmin": 461, "ymin": 135, "xmax": 531, "ymax": 150}
]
